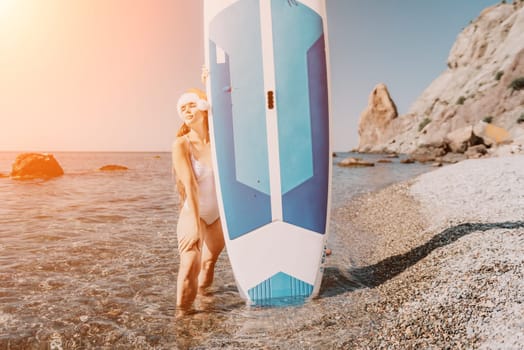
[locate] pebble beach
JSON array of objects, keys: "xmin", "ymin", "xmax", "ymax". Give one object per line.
[
  {"xmin": 324, "ymin": 155, "xmax": 524, "ymax": 349},
  {"xmin": 170, "ymin": 155, "xmax": 524, "ymax": 349}
]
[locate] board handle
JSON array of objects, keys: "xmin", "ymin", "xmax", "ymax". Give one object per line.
[{"xmin": 267, "ymin": 90, "xmax": 275, "ymax": 110}]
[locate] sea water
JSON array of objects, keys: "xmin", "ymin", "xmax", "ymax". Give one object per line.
[{"xmin": 0, "ymin": 152, "xmax": 433, "ymax": 348}]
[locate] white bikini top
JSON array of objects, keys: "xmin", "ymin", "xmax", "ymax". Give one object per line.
[
  {"xmin": 186, "ymin": 136, "xmax": 213, "ymax": 181},
  {"xmin": 190, "ymin": 152, "xmax": 213, "ymax": 182}
]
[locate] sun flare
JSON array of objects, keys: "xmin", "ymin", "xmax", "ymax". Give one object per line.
[
  {"xmin": 0, "ymin": 0, "xmax": 14, "ymax": 18},
  {"xmin": 0, "ymin": 0, "xmax": 10, "ymax": 11}
]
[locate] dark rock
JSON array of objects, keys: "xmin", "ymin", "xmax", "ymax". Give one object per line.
[
  {"xmin": 377, "ymin": 159, "xmax": 393, "ymax": 163},
  {"xmin": 338, "ymin": 157, "xmax": 375, "ymax": 167},
  {"xmin": 441, "ymin": 152, "xmax": 467, "ymax": 164},
  {"xmin": 400, "ymin": 158, "xmax": 415, "ymax": 164},
  {"xmin": 465, "ymin": 144, "xmax": 488, "ymax": 158},
  {"xmin": 10, "ymin": 153, "xmax": 64, "ymax": 180},
  {"xmin": 410, "ymin": 145, "xmax": 448, "ymax": 163},
  {"xmin": 444, "ymin": 126, "xmax": 476, "ymax": 153},
  {"xmin": 99, "ymin": 165, "xmax": 128, "ymax": 171}
]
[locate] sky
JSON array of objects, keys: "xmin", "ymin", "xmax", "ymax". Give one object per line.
[{"xmin": 0, "ymin": 0, "xmax": 498, "ymax": 152}]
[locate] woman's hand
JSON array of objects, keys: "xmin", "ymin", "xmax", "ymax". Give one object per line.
[
  {"xmin": 178, "ymin": 220, "xmax": 202, "ymax": 253},
  {"xmin": 201, "ymin": 65, "xmax": 209, "ymax": 84}
]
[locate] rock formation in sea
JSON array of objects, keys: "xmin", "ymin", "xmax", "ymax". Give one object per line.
[
  {"xmin": 357, "ymin": 2, "xmax": 524, "ymax": 160},
  {"xmin": 358, "ymin": 83, "xmax": 399, "ymax": 151},
  {"xmin": 10, "ymin": 153, "xmax": 64, "ymax": 180},
  {"xmin": 99, "ymin": 165, "xmax": 128, "ymax": 171},
  {"xmin": 338, "ymin": 157, "xmax": 375, "ymax": 167}
]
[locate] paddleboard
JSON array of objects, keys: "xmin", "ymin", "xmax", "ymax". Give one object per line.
[{"xmin": 204, "ymin": 0, "xmax": 332, "ymax": 306}]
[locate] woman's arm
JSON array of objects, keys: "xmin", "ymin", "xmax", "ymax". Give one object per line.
[{"xmin": 172, "ymin": 138, "xmax": 201, "ymax": 251}]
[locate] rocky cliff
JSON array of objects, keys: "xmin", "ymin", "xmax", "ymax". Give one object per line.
[{"xmin": 357, "ymin": 2, "xmax": 524, "ymax": 159}]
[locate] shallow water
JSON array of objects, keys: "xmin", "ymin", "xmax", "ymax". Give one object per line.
[{"xmin": 0, "ymin": 152, "xmax": 433, "ymax": 348}]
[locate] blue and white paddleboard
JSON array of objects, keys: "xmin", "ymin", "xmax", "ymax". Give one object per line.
[{"xmin": 204, "ymin": 0, "xmax": 332, "ymax": 306}]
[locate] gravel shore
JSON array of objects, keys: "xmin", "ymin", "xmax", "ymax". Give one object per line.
[{"xmin": 328, "ymin": 155, "xmax": 524, "ymax": 349}]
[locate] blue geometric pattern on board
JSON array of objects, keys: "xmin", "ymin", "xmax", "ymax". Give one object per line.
[
  {"xmin": 272, "ymin": 1, "xmax": 330, "ymax": 234},
  {"xmin": 209, "ymin": 0, "xmax": 272, "ymax": 240},
  {"xmin": 209, "ymin": 0, "xmax": 270, "ymax": 195},
  {"xmin": 271, "ymin": 0, "xmax": 321, "ymax": 194},
  {"xmin": 248, "ymin": 272, "xmax": 314, "ymax": 304}
]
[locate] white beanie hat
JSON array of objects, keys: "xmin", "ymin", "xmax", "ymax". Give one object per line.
[{"xmin": 177, "ymin": 92, "xmax": 209, "ymax": 119}]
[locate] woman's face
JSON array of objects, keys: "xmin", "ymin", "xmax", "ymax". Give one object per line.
[{"xmin": 180, "ymin": 101, "xmax": 205, "ymax": 127}]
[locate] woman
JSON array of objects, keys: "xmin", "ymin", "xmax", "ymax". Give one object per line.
[{"xmin": 172, "ymin": 88, "xmax": 224, "ymax": 314}]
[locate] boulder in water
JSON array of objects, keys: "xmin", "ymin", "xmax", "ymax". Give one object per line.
[
  {"xmin": 338, "ymin": 157, "xmax": 375, "ymax": 167},
  {"xmin": 99, "ymin": 165, "xmax": 128, "ymax": 171},
  {"xmin": 11, "ymin": 153, "xmax": 64, "ymax": 180}
]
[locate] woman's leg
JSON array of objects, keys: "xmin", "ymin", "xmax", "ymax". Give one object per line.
[
  {"xmin": 176, "ymin": 213, "xmax": 204, "ymax": 311},
  {"xmin": 176, "ymin": 247, "xmax": 200, "ymax": 311},
  {"xmin": 198, "ymin": 218, "xmax": 225, "ymax": 293}
]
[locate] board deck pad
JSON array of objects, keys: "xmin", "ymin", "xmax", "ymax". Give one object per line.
[{"xmin": 205, "ymin": 0, "xmax": 331, "ymax": 306}]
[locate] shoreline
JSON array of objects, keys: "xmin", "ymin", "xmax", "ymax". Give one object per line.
[
  {"xmin": 327, "ymin": 154, "xmax": 524, "ymax": 348},
  {"xmin": 0, "ymin": 152, "xmax": 521, "ymax": 348}
]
